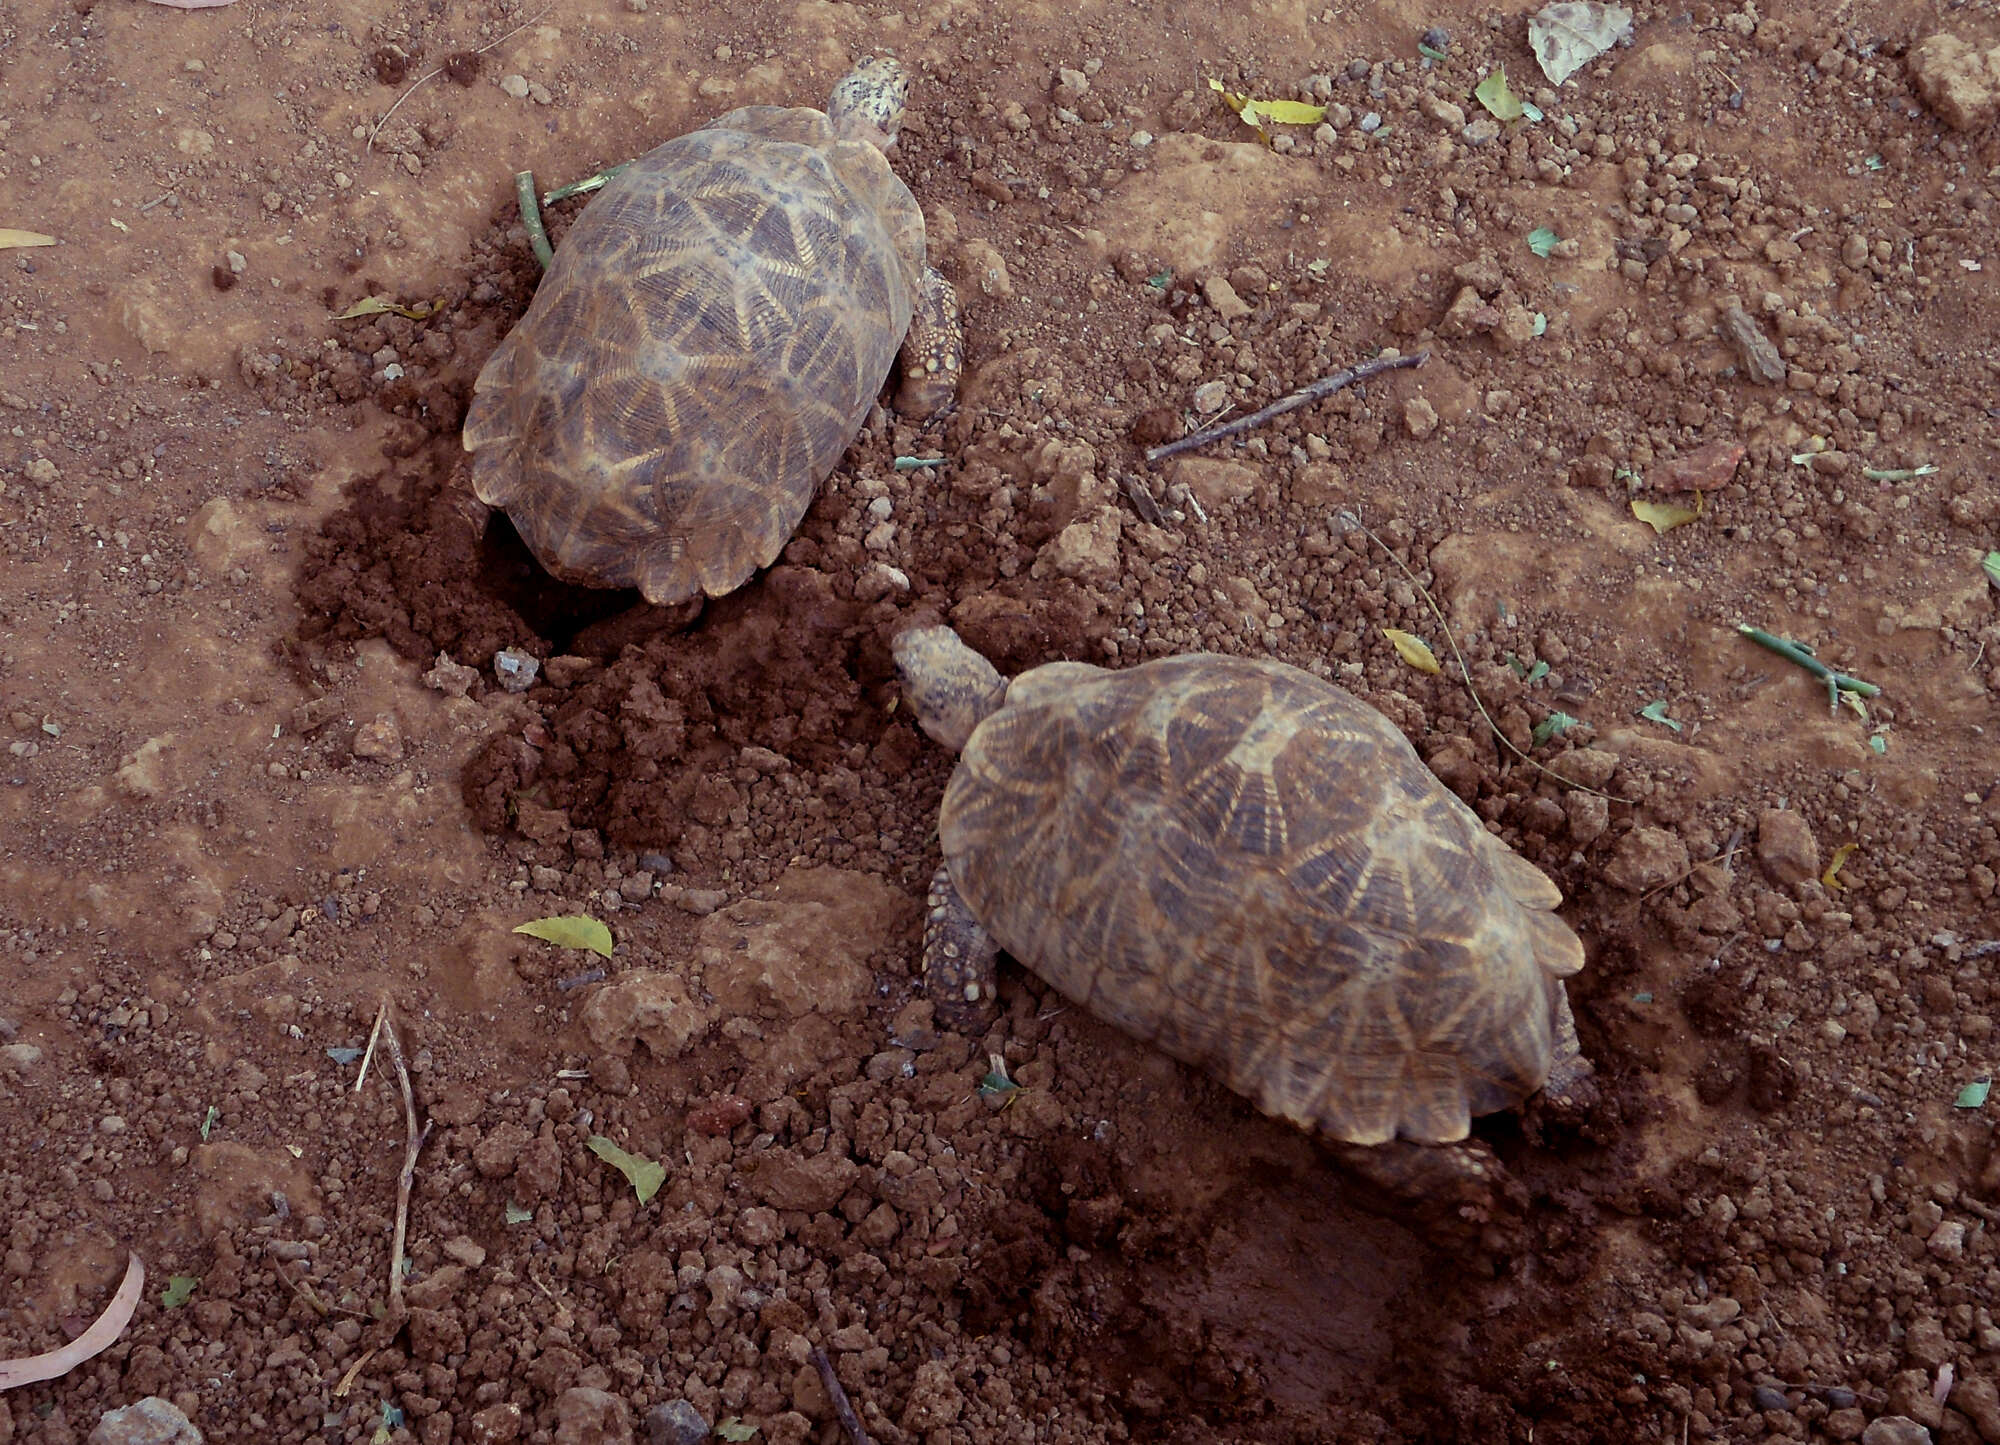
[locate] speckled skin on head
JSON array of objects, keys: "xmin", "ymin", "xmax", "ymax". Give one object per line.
[
  {"xmin": 461, "ymin": 56, "xmax": 964, "ymax": 606},
  {"xmin": 896, "ymin": 622, "xmax": 1595, "ymax": 1244}
]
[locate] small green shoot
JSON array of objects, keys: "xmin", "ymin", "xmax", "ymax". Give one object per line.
[
  {"xmin": 1864, "ymin": 154, "xmax": 1885, "ymax": 172},
  {"xmin": 504, "ymin": 1203, "xmax": 534, "ymax": 1225},
  {"xmin": 716, "ymin": 1421, "xmax": 759, "ymax": 1443},
  {"xmin": 1145, "ymin": 270, "xmax": 1173, "ymax": 291},
  {"xmin": 1956, "ymin": 1080, "xmax": 1991, "ymax": 1110},
  {"xmin": 372, "ymin": 1402, "xmax": 405, "ymax": 1445},
  {"xmin": 1526, "ymin": 227, "xmax": 1561, "ymax": 258},
  {"xmin": 1506, "ymin": 654, "xmax": 1551, "ymax": 684},
  {"xmin": 513, "ymin": 915, "xmax": 614, "ymax": 957},
  {"xmin": 1532, "ymin": 711, "xmax": 1580, "ymax": 746},
  {"xmin": 200, "ymin": 1105, "xmax": 219, "ymax": 1141},
  {"xmin": 1637, "ymin": 700, "xmax": 1682, "ymax": 732},
  {"xmin": 1736, "ymin": 624, "xmax": 1880, "ymax": 712},
  {"xmin": 586, "ymin": 1135, "xmax": 666, "ymax": 1205},
  {"xmin": 1861, "ymin": 464, "xmax": 1937, "ymax": 481},
  {"xmin": 160, "ymin": 1276, "xmax": 198, "ymax": 1309},
  {"xmin": 977, "ymin": 1053, "xmax": 1019, "ymax": 1101},
  {"xmin": 1418, "ymin": 41, "xmax": 1449, "ymax": 61}
]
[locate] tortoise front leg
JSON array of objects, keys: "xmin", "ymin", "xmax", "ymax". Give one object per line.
[
  {"xmin": 1324, "ymin": 1137, "xmax": 1528, "ymax": 1256},
  {"xmin": 895, "ymin": 266, "xmax": 963, "ymax": 419},
  {"xmin": 922, "ymin": 861, "xmax": 999, "ymax": 1034}
]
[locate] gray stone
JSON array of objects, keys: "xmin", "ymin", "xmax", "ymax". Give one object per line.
[
  {"xmin": 644, "ymin": 1399, "xmax": 711, "ymax": 1445},
  {"xmin": 90, "ymin": 1398, "xmax": 203, "ymax": 1445},
  {"xmin": 1861, "ymin": 1417, "xmax": 1934, "ymax": 1445}
]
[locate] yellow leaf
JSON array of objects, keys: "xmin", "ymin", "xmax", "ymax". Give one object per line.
[
  {"xmin": 513, "ymin": 914, "xmax": 615, "ymax": 957},
  {"xmin": 1250, "ymin": 98, "xmax": 1327, "ymax": 125},
  {"xmin": 586, "ymin": 1135, "xmax": 665, "ymax": 1204},
  {"xmin": 1208, "ymin": 79, "xmax": 1324, "ymax": 136},
  {"xmin": 334, "ymin": 295, "xmax": 439, "ymax": 321},
  {"xmin": 1820, "ymin": 842, "xmax": 1858, "ymax": 890},
  {"xmin": 1630, "ymin": 495, "xmax": 1702, "ymax": 534},
  {"xmin": 0, "ymin": 229, "xmax": 57, "ymax": 250},
  {"xmin": 1383, "ymin": 628, "xmax": 1443, "ymax": 675}
]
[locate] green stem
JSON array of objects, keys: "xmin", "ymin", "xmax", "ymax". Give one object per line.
[
  {"xmin": 1737, "ymin": 624, "xmax": 1881, "ymax": 698},
  {"xmin": 514, "ymin": 170, "xmax": 553, "ymax": 271},
  {"xmin": 542, "ymin": 161, "xmax": 631, "ymax": 207}
]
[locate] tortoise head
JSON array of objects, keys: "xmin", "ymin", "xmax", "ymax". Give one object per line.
[
  {"xmin": 892, "ymin": 624, "xmax": 1007, "ymax": 754},
  {"xmin": 829, "ymin": 56, "xmax": 911, "ymax": 152}
]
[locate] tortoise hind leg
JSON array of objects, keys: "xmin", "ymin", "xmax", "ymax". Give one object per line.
[
  {"xmin": 1324, "ymin": 1137, "xmax": 1528, "ymax": 1255},
  {"xmin": 895, "ymin": 266, "xmax": 963, "ymax": 419},
  {"xmin": 922, "ymin": 862, "xmax": 999, "ymax": 1034}
]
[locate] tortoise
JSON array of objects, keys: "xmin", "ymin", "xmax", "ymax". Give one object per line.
[
  {"xmin": 891, "ymin": 624, "xmax": 1594, "ymax": 1230},
  {"xmin": 462, "ymin": 57, "xmax": 962, "ymax": 607}
]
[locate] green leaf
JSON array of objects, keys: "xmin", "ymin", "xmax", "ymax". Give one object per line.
[
  {"xmin": 513, "ymin": 914, "xmax": 614, "ymax": 957},
  {"xmin": 200, "ymin": 1104, "xmax": 219, "ymax": 1142},
  {"xmin": 1527, "ymin": 227, "xmax": 1561, "ymax": 258},
  {"xmin": 326, "ymin": 1046, "xmax": 363, "ymax": 1066},
  {"xmin": 1637, "ymin": 700, "xmax": 1682, "ymax": 732},
  {"xmin": 587, "ymin": 1135, "xmax": 666, "ymax": 1205},
  {"xmin": 1474, "ymin": 69, "xmax": 1524, "ymax": 122},
  {"xmin": 1956, "ymin": 1080, "xmax": 1991, "ymax": 1109},
  {"xmin": 504, "ymin": 1202, "xmax": 534, "ymax": 1225},
  {"xmin": 1532, "ymin": 711, "xmax": 1579, "ymax": 745},
  {"xmin": 716, "ymin": 1421, "xmax": 759, "ymax": 1442},
  {"xmin": 1868, "ymin": 733, "xmax": 1888, "ymax": 755},
  {"xmin": 1983, "ymin": 551, "xmax": 2000, "ymax": 590},
  {"xmin": 160, "ymin": 1275, "xmax": 198, "ymax": 1309}
]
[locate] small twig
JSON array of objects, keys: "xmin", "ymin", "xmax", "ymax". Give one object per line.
[
  {"xmin": 811, "ymin": 1347, "xmax": 874, "ymax": 1445},
  {"xmin": 271, "ymin": 1262, "xmax": 332, "ymax": 1318},
  {"xmin": 333, "ymin": 1346, "xmax": 378, "ymax": 1397},
  {"xmin": 366, "ymin": 4, "xmax": 553, "ymax": 152},
  {"xmin": 1736, "ymin": 624, "xmax": 1880, "ymax": 712},
  {"xmin": 1145, "ymin": 350, "xmax": 1429, "ymax": 463},
  {"xmin": 137, "ymin": 192, "xmax": 176, "ymax": 214},
  {"xmin": 542, "ymin": 160, "xmax": 631, "ymax": 206},
  {"xmin": 372, "ymin": 1000, "xmax": 428, "ymax": 1313},
  {"xmin": 515, "ymin": 171, "xmax": 555, "ymax": 271},
  {"xmin": 1342, "ymin": 510, "xmax": 1616, "ymax": 800},
  {"xmin": 353, "ymin": 1003, "xmax": 387, "ymax": 1095}
]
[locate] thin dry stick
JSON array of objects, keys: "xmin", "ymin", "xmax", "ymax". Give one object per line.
[
  {"xmin": 353, "ymin": 1001, "xmax": 388, "ymax": 1095},
  {"xmin": 366, "ymin": 5, "xmax": 555, "ymax": 151},
  {"xmin": 1145, "ymin": 350, "xmax": 1429, "ymax": 463},
  {"xmin": 1341, "ymin": 510, "xmax": 1616, "ymax": 801},
  {"xmin": 374, "ymin": 1002, "xmax": 430, "ymax": 1313},
  {"xmin": 811, "ymin": 1347, "xmax": 875, "ymax": 1445}
]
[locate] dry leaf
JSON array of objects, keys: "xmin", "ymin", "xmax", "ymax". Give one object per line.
[
  {"xmin": 0, "ymin": 230, "xmax": 57, "ymax": 250},
  {"xmin": 1474, "ymin": 70, "xmax": 1524, "ymax": 122},
  {"xmin": 1820, "ymin": 841, "xmax": 1858, "ymax": 890},
  {"xmin": 586, "ymin": 1136, "xmax": 665, "ymax": 1204},
  {"xmin": 334, "ymin": 296, "xmax": 439, "ymax": 322},
  {"xmin": 0, "ymin": 1253, "xmax": 144, "ymax": 1390},
  {"xmin": 513, "ymin": 915, "xmax": 614, "ymax": 957},
  {"xmin": 1529, "ymin": 2, "xmax": 1635, "ymax": 86},
  {"xmin": 142, "ymin": 0, "xmax": 242, "ymax": 8},
  {"xmin": 1630, "ymin": 495, "xmax": 1702, "ymax": 534},
  {"xmin": 1207, "ymin": 78, "xmax": 1325, "ymax": 138},
  {"xmin": 1382, "ymin": 628, "xmax": 1443, "ymax": 675}
]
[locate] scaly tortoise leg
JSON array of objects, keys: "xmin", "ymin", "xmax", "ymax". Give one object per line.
[
  {"xmin": 922, "ymin": 861, "xmax": 999, "ymax": 1034},
  {"xmin": 1324, "ymin": 1136, "xmax": 1529, "ymax": 1255},
  {"xmin": 895, "ymin": 265, "xmax": 963, "ymax": 419}
]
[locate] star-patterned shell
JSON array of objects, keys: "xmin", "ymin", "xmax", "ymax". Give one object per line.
[
  {"xmin": 463, "ymin": 104, "xmax": 925, "ymax": 605},
  {"xmin": 940, "ymin": 652, "xmax": 1585, "ymax": 1146}
]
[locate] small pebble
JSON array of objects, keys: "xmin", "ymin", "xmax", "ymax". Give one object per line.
[
  {"xmin": 1752, "ymin": 1385, "xmax": 1791, "ymax": 1411},
  {"xmin": 643, "ymin": 1399, "xmax": 710, "ymax": 1445},
  {"xmin": 499, "ymin": 73, "xmax": 531, "ymax": 99},
  {"xmin": 494, "ymin": 648, "xmax": 541, "ymax": 693},
  {"xmin": 1420, "ymin": 25, "xmax": 1450, "ymax": 52},
  {"xmin": 1358, "ymin": 111, "xmax": 1383, "ymax": 133}
]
